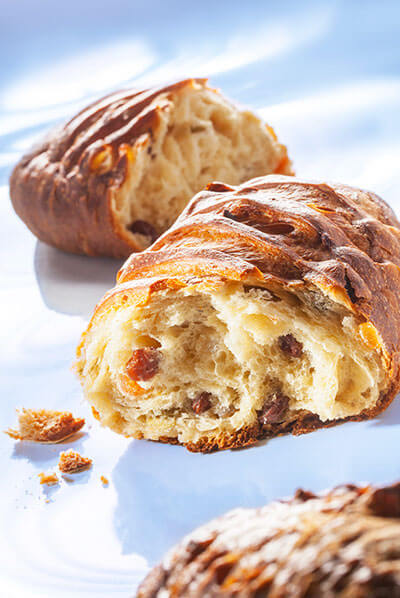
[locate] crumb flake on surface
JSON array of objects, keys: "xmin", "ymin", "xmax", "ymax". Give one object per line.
[
  {"xmin": 38, "ymin": 472, "xmax": 59, "ymax": 486},
  {"xmin": 100, "ymin": 475, "xmax": 109, "ymax": 485},
  {"xmin": 5, "ymin": 408, "xmax": 85, "ymax": 443},
  {"xmin": 58, "ymin": 449, "xmax": 92, "ymax": 474}
]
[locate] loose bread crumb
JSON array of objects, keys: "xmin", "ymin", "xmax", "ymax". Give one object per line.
[
  {"xmin": 100, "ymin": 475, "xmax": 109, "ymax": 485},
  {"xmin": 5, "ymin": 408, "xmax": 85, "ymax": 443},
  {"xmin": 38, "ymin": 472, "xmax": 59, "ymax": 486},
  {"xmin": 58, "ymin": 449, "xmax": 92, "ymax": 474},
  {"xmin": 91, "ymin": 407, "xmax": 101, "ymax": 421}
]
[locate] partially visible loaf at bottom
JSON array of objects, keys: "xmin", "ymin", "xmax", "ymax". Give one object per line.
[{"xmin": 138, "ymin": 482, "xmax": 400, "ymax": 597}]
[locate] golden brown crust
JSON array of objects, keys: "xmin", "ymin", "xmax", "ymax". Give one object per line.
[
  {"xmin": 118, "ymin": 176, "xmax": 400, "ymax": 358},
  {"xmin": 5, "ymin": 408, "xmax": 85, "ymax": 443},
  {"xmin": 137, "ymin": 482, "xmax": 400, "ymax": 597},
  {"xmin": 58, "ymin": 449, "xmax": 92, "ymax": 473},
  {"xmin": 9, "ymin": 79, "xmax": 291, "ymax": 258}
]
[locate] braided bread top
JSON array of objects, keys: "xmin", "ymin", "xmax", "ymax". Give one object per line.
[{"xmin": 119, "ymin": 175, "xmax": 400, "ymax": 364}]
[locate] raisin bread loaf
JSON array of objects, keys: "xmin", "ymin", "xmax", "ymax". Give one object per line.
[{"xmin": 76, "ymin": 175, "xmax": 400, "ymax": 451}]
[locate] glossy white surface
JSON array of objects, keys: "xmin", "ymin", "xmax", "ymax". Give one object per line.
[{"xmin": 1, "ymin": 1, "xmax": 400, "ymax": 596}]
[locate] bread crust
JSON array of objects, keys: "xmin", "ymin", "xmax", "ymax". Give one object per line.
[
  {"xmin": 58, "ymin": 449, "xmax": 92, "ymax": 473},
  {"xmin": 5, "ymin": 408, "xmax": 85, "ymax": 443},
  {"xmin": 9, "ymin": 79, "xmax": 291, "ymax": 258},
  {"xmin": 159, "ymin": 389, "xmax": 392, "ymax": 453},
  {"xmin": 137, "ymin": 482, "xmax": 400, "ymax": 597},
  {"xmin": 78, "ymin": 175, "xmax": 400, "ymax": 451}
]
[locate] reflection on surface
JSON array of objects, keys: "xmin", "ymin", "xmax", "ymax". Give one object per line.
[
  {"xmin": 113, "ymin": 440, "xmax": 269, "ymax": 561},
  {"xmin": 112, "ymin": 403, "xmax": 400, "ymax": 565},
  {"xmin": 34, "ymin": 241, "xmax": 122, "ymax": 317},
  {"xmin": 1, "ymin": 3, "xmax": 332, "ymax": 113},
  {"xmin": 2, "ymin": 40, "xmax": 155, "ymax": 111}
]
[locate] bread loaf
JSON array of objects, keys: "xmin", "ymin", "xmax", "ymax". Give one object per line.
[
  {"xmin": 137, "ymin": 482, "xmax": 400, "ymax": 597},
  {"xmin": 10, "ymin": 79, "xmax": 291, "ymax": 257},
  {"xmin": 76, "ymin": 175, "xmax": 400, "ymax": 451}
]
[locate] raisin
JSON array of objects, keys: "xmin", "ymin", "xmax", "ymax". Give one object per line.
[
  {"xmin": 126, "ymin": 348, "xmax": 160, "ymax": 381},
  {"xmin": 128, "ymin": 220, "xmax": 158, "ymax": 243},
  {"xmin": 192, "ymin": 392, "xmax": 212, "ymax": 414},
  {"xmin": 258, "ymin": 393, "xmax": 289, "ymax": 425},
  {"xmin": 344, "ymin": 272, "xmax": 358, "ymax": 303},
  {"xmin": 260, "ymin": 222, "xmax": 294, "ymax": 235},
  {"xmin": 223, "ymin": 208, "xmax": 240, "ymax": 221},
  {"xmin": 278, "ymin": 334, "xmax": 303, "ymax": 358},
  {"xmin": 294, "ymin": 489, "xmax": 317, "ymax": 503},
  {"xmin": 367, "ymin": 483, "xmax": 400, "ymax": 518}
]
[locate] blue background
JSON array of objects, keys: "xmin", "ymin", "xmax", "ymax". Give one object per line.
[
  {"xmin": 1, "ymin": 0, "xmax": 399, "ymax": 185},
  {"xmin": 0, "ymin": 2, "xmax": 399, "ymax": 596}
]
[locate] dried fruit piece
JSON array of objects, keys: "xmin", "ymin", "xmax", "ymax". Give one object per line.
[
  {"xmin": 359, "ymin": 322, "xmax": 380, "ymax": 350},
  {"xmin": 128, "ymin": 220, "xmax": 157, "ymax": 243},
  {"xmin": 91, "ymin": 406, "xmax": 101, "ymax": 420},
  {"xmin": 223, "ymin": 208, "xmax": 240, "ymax": 221},
  {"xmin": 38, "ymin": 472, "xmax": 59, "ymax": 486},
  {"xmin": 126, "ymin": 348, "xmax": 161, "ymax": 381},
  {"xmin": 278, "ymin": 334, "xmax": 303, "ymax": 358},
  {"xmin": 192, "ymin": 392, "xmax": 213, "ymax": 414},
  {"xmin": 89, "ymin": 145, "xmax": 113, "ymax": 174},
  {"xmin": 5, "ymin": 408, "xmax": 85, "ymax": 443},
  {"xmin": 259, "ymin": 222, "xmax": 294, "ymax": 235},
  {"xmin": 258, "ymin": 393, "xmax": 289, "ymax": 425},
  {"xmin": 367, "ymin": 483, "xmax": 400, "ymax": 518},
  {"xmin": 58, "ymin": 449, "xmax": 92, "ymax": 474}
]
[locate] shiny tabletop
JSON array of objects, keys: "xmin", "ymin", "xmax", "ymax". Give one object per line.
[{"xmin": 1, "ymin": 1, "xmax": 400, "ymax": 596}]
